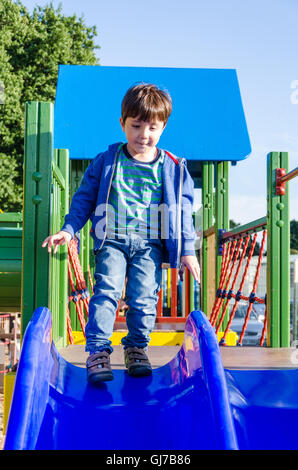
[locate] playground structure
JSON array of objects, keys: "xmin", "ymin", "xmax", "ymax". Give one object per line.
[{"xmin": 1, "ymin": 65, "xmax": 298, "ymax": 449}]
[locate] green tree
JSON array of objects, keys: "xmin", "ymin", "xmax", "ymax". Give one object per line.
[{"xmin": 0, "ymin": 0, "xmax": 99, "ymax": 211}]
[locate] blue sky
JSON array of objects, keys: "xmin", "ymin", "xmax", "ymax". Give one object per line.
[{"xmin": 21, "ymin": 0, "xmax": 298, "ymax": 224}]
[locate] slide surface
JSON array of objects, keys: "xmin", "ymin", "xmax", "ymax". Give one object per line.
[{"xmin": 4, "ymin": 307, "xmax": 298, "ymax": 450}]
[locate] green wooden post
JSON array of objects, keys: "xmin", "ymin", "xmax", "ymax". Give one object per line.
[
  {"xmin": 50, "ymin": 149, "xmax": 69, "ymax": 347},
  {"xmin": 80, "ymin": 160, "xmax": 93, "ymax": 326},
  {"xmin": 215, "ymin": 161, "xmax": 229, "ymax": 330},
  {"xmin": 215, "ymin": 162, "xmax": 229, "ymax": 282},
  {"xmin": 202, "ymin": 161, "xmax": 214, "ymax": 314},
  {"xmin": 21, "ymin": 102, "xmax": 53, "ymax": 337},
  {"xmin": 267, "ymin": 152, "xmax": 290, "ymax": 347},
  {"xmin": 280, "ymin": 152, "xmax": 290, "ymax": 347},
  {"xmin": 69, "ymin": 159, "xmax": 82, "ymax": 331},
  {"xmin": 267, "ymin": 152, "xmax": 280, "ymax": 347}
]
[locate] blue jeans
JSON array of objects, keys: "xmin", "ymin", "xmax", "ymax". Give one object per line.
[{"xmin": 85, "ymin": 234, "xmax": 163, "ymax": 354}]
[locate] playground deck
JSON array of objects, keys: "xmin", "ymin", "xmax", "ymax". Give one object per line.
[
  {"xmin": 59, "ymin": 345, "xmax": 181, "ymax": 370},
  {"xmin": 59, "ymin": 344, "xmax": 298, "ymax": 370}
]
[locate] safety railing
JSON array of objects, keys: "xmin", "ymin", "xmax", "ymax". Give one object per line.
[
  {"xmin": 50, "ymin": 149, "xmax": 69, "ymax": 347},
  {"xmin": 211, "ymin": 153, "xmax": 297, "ymax": 347},
  {"xmin": 22, "ymin": 102, "xmax": 69, "ymax": 347},
  {"xmin": 210, "ymin": 219, "xmax": 267, "ymax": 346}
]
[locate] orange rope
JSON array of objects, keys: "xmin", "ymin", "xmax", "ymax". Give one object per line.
[
  {"xmin": 210, "ymin": 242, "xmax": 228, "ymax": 324},
  {"xmin": 211, "ymin": 239, "xmax": 237, "ymax": 326},
  {"xmin": 215, "ymin": 237, "xmax": 244, "ymax": 332},
  {"xmin": 219, "ymin": 234, "xmax": 251, "ymax": 339},
  {"xmin": 210, "ymin": 240, "xmax": 234, "ymax": 325},
  {"xmin": 216, "ymin": 236, "xmax": 250, "ymax": 332},
  {"xmin": 68, "ymin": 239, "xmax": 90, "ymax": 317},
  {"xmin": 67, "ymin": 254, "xmax": 86, "ymax": 336},
  {"xmin": 66, "ymin": 305, "xmax": 74, "ymax": 344},
  {"xmin": 238, "ymin": 230, "xmax": 267, "ymax": 345},
  {"xmin": 211, "ymin": 228, "xmax": 267, "ymax": 347},
  {"xmin": 223, "ymin": 233, "xmax": 257, "ymax": 345},
  {"xmin": 88, "ymin": 265, "xmax": 94, "ymax": 294}
]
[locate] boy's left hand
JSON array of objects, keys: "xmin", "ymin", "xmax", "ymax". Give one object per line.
[{"xmin": 179, "ymin": 255, "xmax": 200, "ymax": 283}]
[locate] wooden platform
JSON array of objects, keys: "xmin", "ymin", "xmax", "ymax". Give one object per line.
[
  {"xmin": 220, "ymin": 346, "xmax": 298, "ymax": 370},
  {"xmin": 59, "ymin": 345, "xmax": 180, "ymax": 369},
  {"xmin": 59, "ymin": 345, "xmax": 298, "ymax": 370}
]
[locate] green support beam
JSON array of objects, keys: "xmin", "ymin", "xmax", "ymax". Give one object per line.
[
  {"xmin": 215, "ymin": 161, "xmax": 229, "ymax": 330},
  {"xmin": 202, "ymin": 161, "xmax": 214, "ymax": 314},
  {"xmin": 21, "ymin": 102, "xmax": 53, "ymax": 336},
  {"xmin": 50, "ymin": 149, "xmax": 69, "ymax": 348},
  {"xmin": 267, "ymin": 152, "xmax": 290, "ymax": 347},
  {"xmin": 22, "ymin": 102, "xmax": 70, "ymax": 346}
]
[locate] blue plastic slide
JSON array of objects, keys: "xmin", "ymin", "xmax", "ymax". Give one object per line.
[{"xmin": 4, "ymin": 307, "xmax": 298, "ymax": 450}]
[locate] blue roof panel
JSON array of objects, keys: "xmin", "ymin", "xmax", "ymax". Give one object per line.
[{"xmin": 54, "ymin": 65, "xmax": 251, "ymax": 161}]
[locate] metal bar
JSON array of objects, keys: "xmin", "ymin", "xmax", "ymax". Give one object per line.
[
  {"xmin": 222, "ymin": 216, "xmax": 267, "ymax": 241},
  {"xmin": 279, "ymin": 166, "xmax": 298, "ymax": 184}
]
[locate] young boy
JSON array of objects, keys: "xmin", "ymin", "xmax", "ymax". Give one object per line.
[{"xmin": 42, "ymin": 83, "xmax": 200, "ymax": 384}]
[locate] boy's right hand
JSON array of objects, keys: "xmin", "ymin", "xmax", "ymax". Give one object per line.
[{"xmin": 42, "ymin": 230, "xmax": 72, "ymax": 254}]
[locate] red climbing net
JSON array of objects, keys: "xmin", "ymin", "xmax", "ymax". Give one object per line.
[
  {"xmin": 210, "ymin": 229, "xmax": 267, "ymax": 346},
  {"xmin": 66, "ymin": 238, "xmax": 92, "ymax": 344}
]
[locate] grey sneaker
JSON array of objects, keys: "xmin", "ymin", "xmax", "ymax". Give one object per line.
[
  {"xmin": 86, "ymin": 351, "xmax": 114, "ymax": 384},
  {"xmin": 124, "ymin": 347, "xmax": 152, "ymax": 377}
]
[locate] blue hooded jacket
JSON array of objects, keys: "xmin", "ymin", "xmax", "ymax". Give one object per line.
[{"xmin": 61, "ymin": 143, "xmax": 196, "ymax": 268}]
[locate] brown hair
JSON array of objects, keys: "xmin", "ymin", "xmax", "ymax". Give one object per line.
[{"xmin": 121, "ymin": 83, "xmax": 172, "ymax": 125}]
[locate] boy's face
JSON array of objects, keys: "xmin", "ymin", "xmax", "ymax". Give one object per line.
[{"xmin": 120, "ymin": 116, "xmax": 165, "ymax": 158}]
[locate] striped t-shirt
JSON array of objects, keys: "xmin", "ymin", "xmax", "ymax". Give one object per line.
[{"xmin": 106, "ymin": 144, "xmax": 164, "ymax": 239}]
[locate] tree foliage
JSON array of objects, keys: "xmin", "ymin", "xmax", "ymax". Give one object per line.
[{"xmin": 0, "ymin": 0, "xmax": 99, "ymax": 211}]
